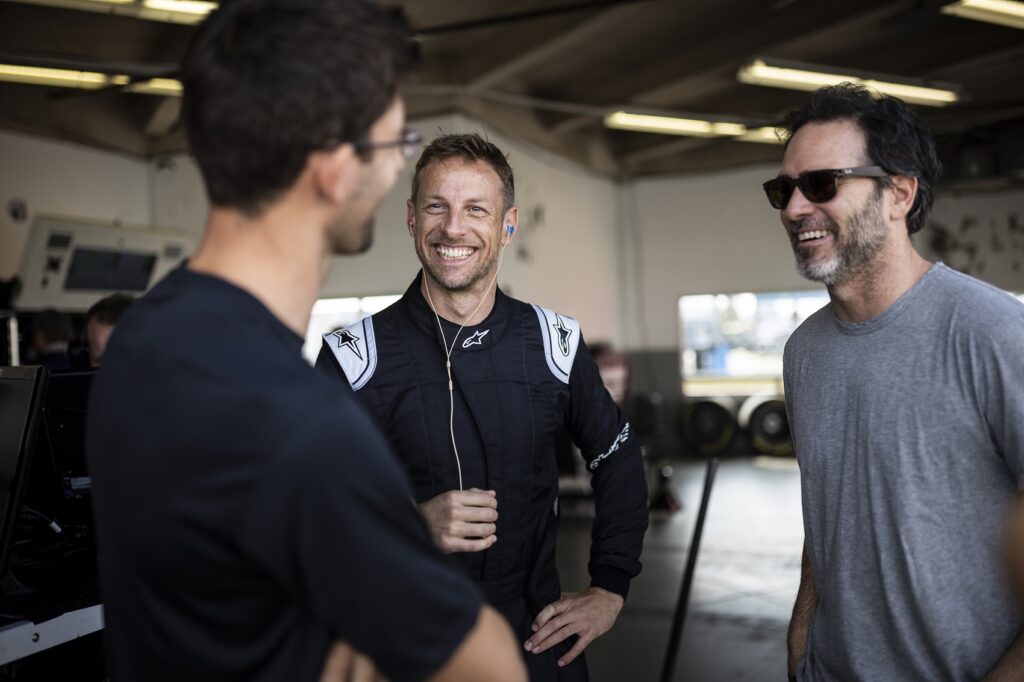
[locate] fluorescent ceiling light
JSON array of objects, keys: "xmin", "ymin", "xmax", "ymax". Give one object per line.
[
  {"xmin": 604, "ymin": 111, "xmax": 747, "ymax": 138},
  {"xmin": 737, "ymin": 58, "xmax": 961, "ymax": 107},
  {"xmin": 0, "ymin": 64, "xmax": 124, "ymax": 89},
  {"xmin": 5, "ymin": 0, "xmax": 214, "ymax": 24},
  {"xmin": 737, "ymin": 126, "xmax": 785, "ymax": 145},
  {"xmin": 126, "ymin": 78, "xmax": 184, "ymax": 96},
  {"xmin": 142, "ymin": 0, "xmax": 216, "ymax": 17},
  {"xmin": 941, "ymin": 0, "xmax": 1024, "ymax": 29},
  {"xmin": 604, "ymin": 112, "xmax": 784, "ymax": 145},
  {"xmin": 0, "ymin": 63, "xmax": 182, "ymax": 95}
]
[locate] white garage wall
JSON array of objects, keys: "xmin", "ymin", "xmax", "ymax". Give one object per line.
[
  {"xmin": 147, "ymin": 154, "xmax": 207, "ymax": 243},
  {"xmin": 922, "ymin": 189, "xmax": 1024, "ymax": 293},
  {"xmin": 0, "ymin": 130, "xmax": 150, "ymax": 280}
]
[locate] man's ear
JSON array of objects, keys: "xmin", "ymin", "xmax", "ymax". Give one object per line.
[
  {"xmin": 406, "ymin": 198, "xmax": 415, "ymax": 236},
  {"xmin": 887, "ymin": 174, "xmax": 918, "ymax": 225},
  {"xmin": 312, "ymin": 143, "xmax": 358, "ymax": 206},
  {"xmin": 502, "ymin": 206, "xmax": 519, "ymax": 245}
]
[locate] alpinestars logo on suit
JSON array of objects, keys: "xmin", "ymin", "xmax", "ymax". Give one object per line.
[{"xmin": 333, "ymin": 329, "xmax": 363, "ymax": 360}]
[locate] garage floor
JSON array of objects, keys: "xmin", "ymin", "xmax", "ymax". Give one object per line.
[{"xmin": 556, "ymin": 456, "xmax": 804, "ymax": 682}]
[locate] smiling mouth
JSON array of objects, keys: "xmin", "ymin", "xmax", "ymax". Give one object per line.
[
  {"xmin": 434, "ymin": 245, "xmax": 476, "ymax": 261},
  {"xmin": 795, "ymin": 229, "xmax": 830, "ymax": 244}
]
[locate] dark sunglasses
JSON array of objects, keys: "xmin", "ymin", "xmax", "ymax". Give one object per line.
[
  {"xmin": 763, "ymin": 166, "xmax": 889, "ymax": 210},
  {"xmin": 353, "ymin": 128, "xmax": 423, "ymax": 160}
]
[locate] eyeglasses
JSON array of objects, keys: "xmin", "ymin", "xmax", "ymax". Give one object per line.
[
  {"xmin": 763, "ymin": 166, "xmax": 889, "ymax": 210},
  {"xmin": 353, "ymin": 128, "xmax": 423, "ymax": 160}
]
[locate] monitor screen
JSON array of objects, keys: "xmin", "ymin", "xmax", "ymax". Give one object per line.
[
  {"xmin": 64, "ymin": 247, "xmax": 156, "ymax": 292},
  {"xmin": 0, "ymin": 366, "xmax": 47, "ymax": 578}
]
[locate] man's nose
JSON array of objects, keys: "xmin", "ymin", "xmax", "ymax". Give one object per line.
[
  {"xmin": 440, "ymin": 210, "xmax": 468, "ymax": 236},
  {"xmin": 782, "ymin": 185, "xmax": 815, "ymax": 223}
]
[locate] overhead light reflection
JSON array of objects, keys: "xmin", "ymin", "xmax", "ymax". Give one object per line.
[
  {"xmin": 0, "ymin": 63, "xmax": 182, "ymax": 96},
  {"xmin": 941, "ymin": 0, "xmax": 1024, "ymax": 30},
  {"xmin": 737, "ymin": 58, "xmax": 961, "ymax": 107}
]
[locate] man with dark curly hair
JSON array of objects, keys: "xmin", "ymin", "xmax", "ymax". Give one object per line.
[{"xmin": 766, "ymin": 84, "xmax": 1024, "ymax": 681}]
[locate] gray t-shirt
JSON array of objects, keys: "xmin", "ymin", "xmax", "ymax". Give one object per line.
[{"xmin": 784, "ymin": 263, "xmax": 1024, "ymax": 681}]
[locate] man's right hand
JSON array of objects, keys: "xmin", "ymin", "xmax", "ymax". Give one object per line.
[{"xmin": 418, "ymin": 488, "xmax": 498, "ymax": 553}]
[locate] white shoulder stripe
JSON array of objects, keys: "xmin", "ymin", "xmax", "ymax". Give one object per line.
[
  {"xmin": 531, "ymin": 304, "xmax": 580, "ymax": 384},
  {"xmin": 322, "ymin": 316, "xmax": 377, "ymax": 390}
]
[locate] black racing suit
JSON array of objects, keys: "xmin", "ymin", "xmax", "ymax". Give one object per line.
[{"xmin": 317, "ymin": 274, "xmax": 648, "ymax": 681}]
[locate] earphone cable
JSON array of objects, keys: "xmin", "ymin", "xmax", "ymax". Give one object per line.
[{"xmin": 422, "ymin": 233, "xmax": 510, "ymax": 492}]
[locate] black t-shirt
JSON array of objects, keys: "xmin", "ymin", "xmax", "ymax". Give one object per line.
[{"xmin": 86, "ymin": 267, "xmax": 481, "ymax": 682}]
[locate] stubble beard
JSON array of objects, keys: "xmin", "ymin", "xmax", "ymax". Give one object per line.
[
  {"xmin": 416, "ymin": 241, "xmax": 499, "ymax": 293},
  {"xmin": 792, "ymin": 193, "xmax": 888, "ymax": 287}
]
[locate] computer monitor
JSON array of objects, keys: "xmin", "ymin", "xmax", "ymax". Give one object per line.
[
  {"xmin": 0, "ymin": 366, "xmax": 48, "ymax": 581},
  {"xmin": 29, "ymin": 370, "xmax": 96, "ymax": 521}
]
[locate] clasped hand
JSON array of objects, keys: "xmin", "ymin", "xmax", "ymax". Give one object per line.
[{"xmin": 418, "ymin": 488, "xmax": 498, "ymax": 553}]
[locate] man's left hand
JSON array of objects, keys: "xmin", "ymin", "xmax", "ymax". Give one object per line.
[{"xmin": 524, "ymin": 587, "xmax": 624, "ymax": 667}]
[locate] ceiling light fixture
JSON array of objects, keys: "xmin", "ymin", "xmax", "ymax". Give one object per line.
[
  {"xmin": 604, "ymin": 111, "xmax": 747, "ymax": 138},
  {"xmin": 126, "ymin": 77, "xmax": 184, "ymax": 96},
  {"xmin": 737, "ymin": 126, "xmax": 785, "ymax": 145},
  {"xmin": 141, "ymin": 0, "xmax": 216, "ymax": 19},
  {"xmin": 0, "ymin": 64, "xmax": 124, "ymax": 89},
  {"xmin": 6, "ymin": 0, "xmax": 215, "ymax": 25},
  {"xmin": 941, "ymin": 0, "xmax": 1024, "ymax": 30},
  {"xmin": 737, "ymin": 57, "xmax": 962, "ymax": 107},
  {"xmin": 0, "ymin": 63, "xmax": 182, "ymax": 95},
  {"xmin": 603, "ymin": 111, "xmax": 786, "ymax": 145}
]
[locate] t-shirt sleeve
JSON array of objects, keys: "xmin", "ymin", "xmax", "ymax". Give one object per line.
[
  {"xmin": 237, "ymin": 398, "xmax": 482, "ymax": 681},
  {"xmin": 782, "ymin": 338, "xmax": 797, "ymax": 458},
  {"xmin": 981, "ymin": 302, "xmax": 1024, "ymax": 488}
]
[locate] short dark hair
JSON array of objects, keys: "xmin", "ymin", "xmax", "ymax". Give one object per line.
[
  {"xmin": 181, "ymin": 0, "xmax": 418, "ymax": 215},
  {"xmin": 411, "ymin": 133, "xmax": 515, "ymax": 213},
  {"xmin": 86, "ymin": 293, "xmax": 135, "ymax": 327},
  {"xmin": 35, "ymin": 309, "xmax": 72, "ymax": 343},
  {"xmin": 781, "ymin": 83, "xmax": 942, "ymax": 235}
]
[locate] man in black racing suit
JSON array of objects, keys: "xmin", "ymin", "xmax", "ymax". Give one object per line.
[{"xmin": 317, "ymin": 133, "xmax": 648, "ymax": 681}]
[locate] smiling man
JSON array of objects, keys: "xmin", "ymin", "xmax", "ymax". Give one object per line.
[
  {"xmin": 317, "ymin": 133, "xmax": 649, "ymax": 680},
  {"xmin": 770, "ymin": 84, "xmax": 1024, "ymax": 681}
]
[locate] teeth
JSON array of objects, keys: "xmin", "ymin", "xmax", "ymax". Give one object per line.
[
  {"xmin": 436, "ymin": 245, "xmax": 474, "ymax": 260},
  {"xmin": 797, "ymin": 230, "xmax": 829, "ymax": 242}
]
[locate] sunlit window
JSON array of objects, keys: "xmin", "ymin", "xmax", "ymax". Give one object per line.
[
  {"xmin": 302, "ymin": 294, "xmax": 400, "ymax": 364},
  {"xmin": 680, "ymin": 288, "xmax": 1024, "ymax": 397},
  {"xmin": 678, "ymin": 290, "xmax": 829, "ymax": 397}
]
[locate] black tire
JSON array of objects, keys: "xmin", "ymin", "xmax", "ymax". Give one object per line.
[
  {"xmin": 748, "ymin": 399, "xmax": 793, "ymax": 456},
  {"xmin": 678, "ymin": 399, "xmax": 737, "ymax": 457}
]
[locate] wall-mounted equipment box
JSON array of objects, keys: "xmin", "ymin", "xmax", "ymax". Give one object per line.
[{"xmin": 14, "ymin": 215, "xmax": 196, "ymax": 312}]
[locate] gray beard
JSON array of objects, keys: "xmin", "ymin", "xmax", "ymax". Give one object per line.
[{"xmin": 793, "ymin": 195, "xmax": 887, "ymax": 287}]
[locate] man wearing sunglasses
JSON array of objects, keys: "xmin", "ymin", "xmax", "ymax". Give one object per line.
[{"xmin": 770, "ymin": 84, "xmax": 1024, "ymax": 681}]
